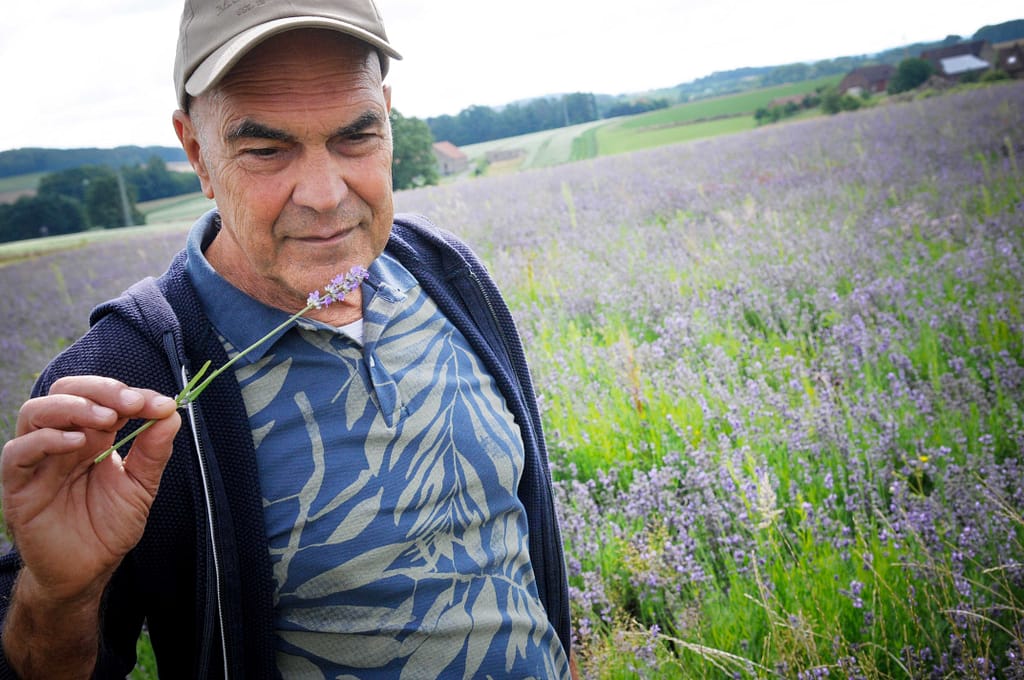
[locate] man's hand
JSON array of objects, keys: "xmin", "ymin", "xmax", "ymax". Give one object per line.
[{"xmin": 1, "ymin": 376, "xmax": 180, "ymax": 677}]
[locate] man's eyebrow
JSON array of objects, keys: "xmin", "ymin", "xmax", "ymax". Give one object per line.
[
  {"xmin": 333, "ymin": 111, "xmax": 387, "ymax": 137},
  {"xmin": 226, "ymin": 120, "xmax": 294, "ymax": 143},
  {"xmin": 225, "ymin": 111, "xmax": 386, "ymax": 143}
]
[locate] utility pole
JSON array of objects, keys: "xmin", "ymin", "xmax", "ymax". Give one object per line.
[{"xmin": 115, "ymin": 167, "xmax": 133, "ymax": 227}]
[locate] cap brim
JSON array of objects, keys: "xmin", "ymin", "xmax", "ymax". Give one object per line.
[{"xmin": 184, "ymin": 15, "xmax": 402, "ymax": 101}]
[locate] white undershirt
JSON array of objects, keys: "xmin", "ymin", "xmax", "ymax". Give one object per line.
[{"xmin": 337, "ymin": 318, "xmax": 364, "ymax": 345}]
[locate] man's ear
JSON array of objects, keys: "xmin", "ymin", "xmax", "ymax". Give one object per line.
[
  {"xmin": 172, "ymin": 110, "xmax": 215, "ymax": 200},
  {"xmin": 383, "ymin": 84, "xmax": 392, "ymax": 114}
]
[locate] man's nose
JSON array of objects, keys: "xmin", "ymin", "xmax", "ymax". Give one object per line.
[{"xmin": 291, "ymin": 149, "xmax": 348, "ymax": 212}]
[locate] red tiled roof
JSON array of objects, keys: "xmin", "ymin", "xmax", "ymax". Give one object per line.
[{"xmin": 432, "ymin": 141, "xmax": 466, "ymax": 160}]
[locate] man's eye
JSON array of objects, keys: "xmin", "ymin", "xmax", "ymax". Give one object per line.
[{"xmin": 245, "ymin": 147, "xmax": 280, "ymax": 157}]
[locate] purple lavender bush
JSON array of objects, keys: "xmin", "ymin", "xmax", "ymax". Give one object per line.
[{"xmin": 0, "ymin": 229, "xmax": 187, "ymax": 442}]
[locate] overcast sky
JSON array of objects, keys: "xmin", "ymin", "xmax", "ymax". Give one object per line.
[{"xmin": 0, "ymin": 0, "xmax": 1019, "ymax": 152}]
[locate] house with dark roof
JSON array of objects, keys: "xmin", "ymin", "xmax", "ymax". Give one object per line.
[
  {"xmin": 432, "ymin": 141, "xmax": 468, "ymax": 176},
  {"xmin": 838, "ymin": 64, "xmax": 896, "ymax": 95},
  {"xmin": 921, "ymin": 40, "xmax": 995, "ymax": 79}
]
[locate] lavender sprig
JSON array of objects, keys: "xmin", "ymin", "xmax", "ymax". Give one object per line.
[{"xmin": 93, "ymin": 265, "xmax": 369, "ymax": 464}]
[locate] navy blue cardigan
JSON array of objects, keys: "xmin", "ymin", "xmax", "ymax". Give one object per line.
[{"xmin": 0, "ymin": 212, "xmax": 570, "ymax": 678}]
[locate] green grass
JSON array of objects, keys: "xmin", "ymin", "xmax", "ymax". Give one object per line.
[
  {"xmin": 0, "ymin": 193, "xmax": 208, "ymax": 264},
  {"xmin": 0, "ymin": 172, "xmax": 45, "ymax": 193},
  {"xmin": 615, "ymin": 77, "xmax": 840, "ymax": 130},
  {"xmin": 139, "ymin": 191, "xmax": 214, "ymax": 224},
  {"xmin": 0, "ymin": 171, "xmax": 45, "ymax": 204},
  {"xmin": 459, "ymin": 76, "xmax": 842, "ymax": 172},
  {"xmin": 595, "ymin": 115, "xmax": 758, "ymax": 156},
  {"xmin": 460, "ymin": 119, "xmax": 609, "ymax": 172}
]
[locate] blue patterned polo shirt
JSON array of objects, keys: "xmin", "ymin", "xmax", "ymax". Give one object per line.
[{"xmin": 185, "ymin": 222, "xmax": 569, "ymax": 679}]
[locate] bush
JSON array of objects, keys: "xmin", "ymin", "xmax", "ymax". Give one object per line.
[
  {"xmin": 981, "ymin": 69, "xmax": 1011, "ymax": 83},
  {"xmin": 820, "ymin": 87, "xmax": 863, "ymax": 115},
  {"xmin": 888, "ymin": 58, "xmax": 934, "ymax": 94},
  {"xmin": 0, "ymin": 193, "xmax": 87, "ymax": 242}
]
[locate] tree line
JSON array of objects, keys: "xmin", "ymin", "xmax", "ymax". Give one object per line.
[
  {"xmin": 0, "ymin": 157, "xmax": 201, "ymax": 243},
  {"xmin": 423, "ymin": 93, "xmax": 670, "ymax": 147},
  {"xmin": 0, "ymin": 146, "xmax": 187, "ymax": 180}
]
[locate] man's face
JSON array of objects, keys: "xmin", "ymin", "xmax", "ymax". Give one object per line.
[{"xmin": 174, "ymin": 29, "xmax": 394, "ymax": 316}]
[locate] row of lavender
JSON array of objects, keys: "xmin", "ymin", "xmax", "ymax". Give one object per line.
[
  {"xmin": 396, "ymin": 83, "xmax": 1024, "ymax": 677},
  {"xmin": 0, "ymin": 81, "xmax": 1021, "ymax": 676},
  {"xmin": 0, "ymin": 234, "xmax": 187, "ymax": 441}
]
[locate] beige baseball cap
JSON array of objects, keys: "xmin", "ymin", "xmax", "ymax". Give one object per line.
[{"xmin": 173, "ymin": 0, "xmax": 402, "ymax": 109}]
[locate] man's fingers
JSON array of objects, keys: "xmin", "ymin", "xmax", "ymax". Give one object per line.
[
  {"xmin": 43, "ymin": 375, "xmax": 150, "ymax": 418},
  {"xmin": 6, "ymin": 381, "xmax": 181, "ymax": 490},
  {"xmin": 16, "ymin": 392, "xmax": 120, "ymax": 437},
  {"xmin": 18, "ymin": 377, "xmax": 177, "ymax": 437}
]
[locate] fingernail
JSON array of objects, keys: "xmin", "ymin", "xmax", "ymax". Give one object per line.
[
  {"xmin": 92, "ymin": 404, "xmax": 116, "ymax": 420},
  {"xmin": 62, "ymin": 431, "xmax": 86, "ymax": 445},
  {"xmin": 152, "ymin": 395, "xmax": 176, "ymax": 409}
]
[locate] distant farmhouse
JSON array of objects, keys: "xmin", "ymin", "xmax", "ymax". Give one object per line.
[
  {"xmin": 838, "ymin": 64, "xmax": 896, "ymax": 95},
  {"xmin": 921, "ymin": 40, "xmax": 996, "ymax": 80},
  {"xmin": 432, "ymin": 141, "xmax": 468, "ymax": 176}
]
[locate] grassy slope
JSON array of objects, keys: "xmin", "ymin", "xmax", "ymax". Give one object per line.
[
  {"xmin": 0, "ymin": 171, "xmax": 46, "ymax": 204},
  {"xmin": 461, "ymin": 76, "xmax": 842, "ymax": 172}
]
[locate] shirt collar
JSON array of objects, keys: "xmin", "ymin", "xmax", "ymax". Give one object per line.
[{"xmin": 184, "ymin": 211, "xmax": 413, "ymax": 366}]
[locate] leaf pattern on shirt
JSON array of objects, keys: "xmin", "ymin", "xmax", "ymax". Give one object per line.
[
  {"xmin": 237, "ymin": 276, "xmax": 568, "ymax": 678},
  {"xmin": 240, "ymin": 356, "xmax": 291, "ymax": 416}
]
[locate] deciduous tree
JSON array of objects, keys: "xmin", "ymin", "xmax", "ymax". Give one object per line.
[{"xmin": 390, "ymin": 109, "xmax": 439, "ymax": 190}]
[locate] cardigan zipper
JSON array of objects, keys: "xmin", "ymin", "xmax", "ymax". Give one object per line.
[{"xmin": 164, "ymin": 328, "xmax": 230, "ymax": 679}]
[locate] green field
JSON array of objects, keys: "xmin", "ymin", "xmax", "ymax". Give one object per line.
[
  {"xmin": 616, "ymin": 77, "xmax": 839, "ymax": 130},
  {"xmin": 0, "ymin": 172, "xmax": 44, "ymax": 193},
  {"xmin": 461, "ymin": 76, "xmax": 841, "ymax": 173},
  {"xmin": 138, "ymin": 192, "xmax": 214, "ymax": 224},
  {"xmin": 0, "ymin": 171, "xmax": 45, "ymax": 204},
  {"xmin": 593, "ymin": 115, "xmax": 757, "ymax": 156}
]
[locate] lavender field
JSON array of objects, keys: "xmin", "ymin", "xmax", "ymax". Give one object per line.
[{"xmin": 3, "ymin": 81, "xmax": 1024, "ymax": 678}]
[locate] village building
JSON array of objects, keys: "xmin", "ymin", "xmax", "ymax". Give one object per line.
[
  {"xmin": 432, "ymin": 141, "xmax": 469, "ymax": 176},
  {"xmin": 921, "ymin": 40, "xmax": 995, "ymax": 80},
  {"xmin": 485, "ymin": 148, "xmax": 525, "ymax": 163},
  {"xmin": 838, "ymin": 64, "xmax": 895, "ymax": 95}
]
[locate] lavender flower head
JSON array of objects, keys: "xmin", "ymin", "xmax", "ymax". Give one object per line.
[{"xmin": 307, "ymin": 265, "xmax": 369, "ymax": 309}]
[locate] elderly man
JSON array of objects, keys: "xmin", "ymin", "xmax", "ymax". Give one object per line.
[{"xmin": 0, "ymin": 1, "xmax": 573, "ymax": 677}]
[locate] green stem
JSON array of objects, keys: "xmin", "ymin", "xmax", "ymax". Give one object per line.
[
  {"xmin": 92, "ymin": 303, "xmax": 315, "ymax": 465},
  {"xmin": 180, "ymin": 303, "xmax": 314, "ymax": 406},
  {"xmin": 93, "ymin": 419, "xmax": 159, "ymax": 464}
]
